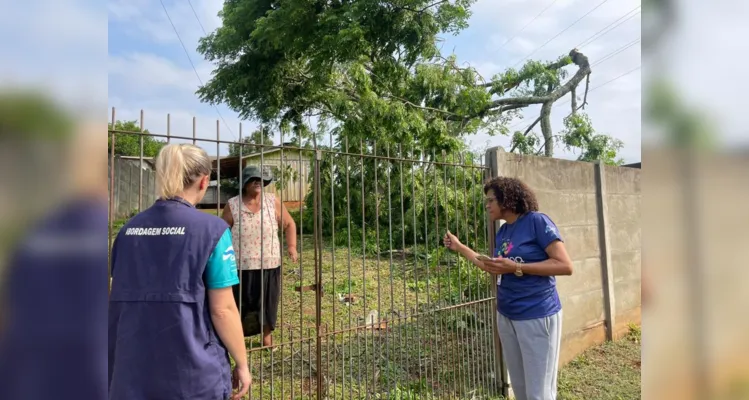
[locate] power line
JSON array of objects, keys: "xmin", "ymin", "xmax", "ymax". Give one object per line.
[
  {"xmin": 591, "ymin": 37, "xmax": 640, "ymax": 67},
  {"xmin": 577, "ymin": 6, "xmax": 641, "ymax": 49},
  {"xmin": 552, "ymin": 65, "xmax": 641, "ymax": 110},
  {"xmin": 499, "ymin": 0, "xmax": 560, "ymax": 50},
  {"xmin": 159, "ymin": 0, "xmax": 237, "ymax": 141},
  {"xmin": 512, "ymin": 0, "xmax": 611, "ymax": 68},
  {"xmin": 187, "ymin": 0, "xmax": 207, "ymax": 36},
  {"xmin": 587, "ymin": 65, "xmax": 641, "ymax": 93}
]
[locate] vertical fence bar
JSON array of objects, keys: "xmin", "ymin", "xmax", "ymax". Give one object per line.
[
  {"xmin": 482, "ymin": 162, "xmax": 494, "ymax": 396},
  {"xmin": 480, "ymin": 162, "xmax": 490, "ymax": 396},
  {"xmin": 344, "ymin": 136, "xmax": 353, "ymax": 400},
  {"xmin": 434, "ymin": 150, "xmax": 446, "ymax": 398},
  {"xmin": 373, "ymin": 141, "xmax": 382, "ymax": 397},
  {"xmin": 294, "ymin": 126, "xmax": 303, "ymax": 400},
  {"xmin": 108, "ymin": 107, "xmax": 116, "ymax": 279},
  {"xmin": 397, "ymin": 144, "xmax": 407, "ymax": 394},
  {"xmin": 166, "ymin": 113, "xmax": 171, "ymax": 144},
  {"xmin": 192, "ymin": 117, "xmax": 196, "ymax": 145},
  {"xmin": 329, "ymin": 131, "xmax": 337, "ymax": 400},
  {"xmin": 409, "ymin": 145, "xmax": 425, "ymax": 393},
  {"xmin": 453, "ymin": 152, "xmax": 466, "ymax": 398},
  {"xmin": 259, "ymin": 124, "xmax": 265, "ymax": 400},
  {"xmin": 313, "ymin": 132, "xmax": 323, "ymax": 400},
  {"xmin": 236, "ymin": 123, "xmax": 244, "ymax": 392},
  {"xmin": 128, "ymin": 164, "xmax": 133, "ymax": 215},
  {"xmin": 216, "ymin": 120, "xmax": 221, "ymax": 217},
  {"xmin": 279, "ymin": 128, "xmax": 285, "ymax": 400},
  {"xmin": 360, "ymin": 139, "xmax": 368, "ymax": 398},
  {"xmin": 138, "ymin": 109, "xmax": 144, "ymax": 212},
  {"xmin": 422, "ymin": 149, "xmax": 435, "ymax": 394},
  {"xmin": 385, "ymin": 143, "xmax": 394, "ymax": 399},
  {"xmin": 468, "ymin": 159, "xmax": 484, "ymax": 395},
  {"xmin": 462, "ymin": 153, "xmax": 477, "ymax": 395},
  {"xmin": 442, "ymin": 150, "xmax": 457, "ymax": 399}
]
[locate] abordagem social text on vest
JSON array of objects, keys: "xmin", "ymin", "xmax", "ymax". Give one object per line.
[{"xmin": 124, "ymin": 226, "xmax": 187, "ymax": 236}]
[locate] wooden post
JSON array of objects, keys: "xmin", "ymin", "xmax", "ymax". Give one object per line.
[{"xmin": 594, "ymin": 160, "xmax": 616, "ymax": 340}]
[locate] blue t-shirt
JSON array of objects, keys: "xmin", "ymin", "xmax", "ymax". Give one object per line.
[
  {"xmin": 204, "ymin": 228, "xmax": 240, "ymax": 289},
  {"xmin": 495, "ymin": 211, "xmax": 563, "ymax": 320}
]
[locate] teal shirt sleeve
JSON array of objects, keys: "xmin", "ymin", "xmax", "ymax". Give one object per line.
[{"xmin": 205, "ymin": 228, "xmax": 240, "ymax": 289}]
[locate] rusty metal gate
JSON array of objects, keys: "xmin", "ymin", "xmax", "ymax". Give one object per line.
[{"xmin": 108, "ymin": 108, "xmax": 507, "ymax": 400}]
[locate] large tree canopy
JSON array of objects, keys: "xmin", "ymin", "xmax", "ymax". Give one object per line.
[{"xmin": 197, "ymin": 0, "xmax": 622, "ymax": 162}]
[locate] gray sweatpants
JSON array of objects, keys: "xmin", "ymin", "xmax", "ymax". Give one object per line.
[{"xmin": 497, "ymin": 310, "xmax": 563, "ymax": 400}]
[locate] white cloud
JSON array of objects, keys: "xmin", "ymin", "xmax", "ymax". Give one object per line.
[
  {"xmin": 1, "ymin": 0, "xmax": 107, "ymax": 110},
  {"xmin": 109, "ymin": 0, "xmax": 220, "ymax": 47},
  {"xmin": 109, "ymin": 53, "xmax": 210, "ymax": 96}
]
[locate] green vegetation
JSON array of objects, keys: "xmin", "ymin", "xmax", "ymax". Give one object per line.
[
  {"xmin": 557, "ymin": 325, "xmax": 642, "ymax": 400},
  {"xmin": 108, "ymin": 120, "xmax": 166, "ymax": 157}
]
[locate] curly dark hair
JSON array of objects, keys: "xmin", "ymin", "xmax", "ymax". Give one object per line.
[{"xmin": 483, "ymin": 177, "xmax": 539, "ymax": 215}]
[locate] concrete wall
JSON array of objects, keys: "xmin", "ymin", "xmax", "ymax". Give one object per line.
[{"xmin": 491, "ymin": 149, "xmax": 641, "ymax": 366}]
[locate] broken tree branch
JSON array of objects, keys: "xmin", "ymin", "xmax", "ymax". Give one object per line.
[
  {"xmin": 582, "ymin": 72, "xmax": 590, "ymax": 109},
  {"xmin": 480, "ymin": 56, "xmax": 573, "ymax": 94},
  {"xmin": 483, "ymin": 49, "xmax": 591, "ymax": 112},
  {"xmin": 505, "ymin": 49, "xmax": 591, "ymax": 155},
  {"xmin": 539, "ymin": 101, "xmax": 554, "ymax": 156},
  {"xmin": 571, "ymin": 87, "xmax": 577, "ymax": 114}
]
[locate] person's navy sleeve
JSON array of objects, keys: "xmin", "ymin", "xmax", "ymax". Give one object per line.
[
  {"xmin": 205, "ymin": 228, "xmax": 240, "ymax": 289},
  {"xmin": 532, "ymin": 212, "xmax": 563, "ymax": 250}
]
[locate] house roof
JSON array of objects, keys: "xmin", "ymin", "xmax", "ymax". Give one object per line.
[
  {"xmin": 210, "ymin": 148, "xmax": 310, "ymax": 180},
  {"xmin": 118, "ymin": 155, "xmax": 156, "ymax": 168}
]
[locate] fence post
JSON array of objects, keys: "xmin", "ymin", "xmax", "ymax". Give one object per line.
[
  {"xmin": 594, "ymin": 160, "xmax": 616, "ymax": 340},
  {"xmin": 485, "ymin": 146, "xmax": 509, "ymax": 398}
]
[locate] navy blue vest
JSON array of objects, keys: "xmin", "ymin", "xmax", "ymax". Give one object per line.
[
  {"xmin": 108, "ymin": 198, "xmax": 232, "ymax": 400},
  {"xmin": 0, "ymin": 198, "xmax": 108, "ymax": 400}
]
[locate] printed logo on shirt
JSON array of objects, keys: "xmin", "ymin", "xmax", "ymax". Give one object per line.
[
  {"xmin": 222, "ymin": 246, "xmax": 236, "ymax": 262},
  {"xmin": 499, "ymin": 239, "xmax": 524, "ymax": 263},
  {"xmin": 499, "ymin": 240, "xmax": 513, "ymax": 257},
  {"xmin": 124, "ymin": 227, "xmax": 186, "ymax": 236},
  {"xmin": 544, "ymin": 224, "xmax": 558, "ymax": 236}
]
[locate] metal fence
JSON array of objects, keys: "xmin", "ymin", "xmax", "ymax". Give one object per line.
[{"xmin": 108, "ymin": 108, "xmax": 507, "ymax": 400}]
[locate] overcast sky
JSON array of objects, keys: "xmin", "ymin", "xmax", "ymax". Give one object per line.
[{"xmin": 106, "ymin": 0, "xmax": 642, "ymax": 163}]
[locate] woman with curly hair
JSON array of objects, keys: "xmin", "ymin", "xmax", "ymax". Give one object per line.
[{"xmin": 444, "ymin": 176, "xmax": 573, "ymax": 400}]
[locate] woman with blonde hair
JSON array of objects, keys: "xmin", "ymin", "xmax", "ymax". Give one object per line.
[{"xmin": 108, "ymin": 143, "xmax": 251, "ymax": 400}]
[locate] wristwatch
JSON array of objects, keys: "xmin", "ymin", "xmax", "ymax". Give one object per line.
[{"xmin": 514, "ymin": 261, "xmax": 523, "ymax": 277}]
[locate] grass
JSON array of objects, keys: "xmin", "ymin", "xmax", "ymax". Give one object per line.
[{"xmin": 556, "ymin": 324, "xmax": 642, "ymax": 400}]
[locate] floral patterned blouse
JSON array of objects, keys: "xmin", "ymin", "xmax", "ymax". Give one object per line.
[{"xmin": 227, "ymin": 194, "xmax": 281, "ymax": 270}]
